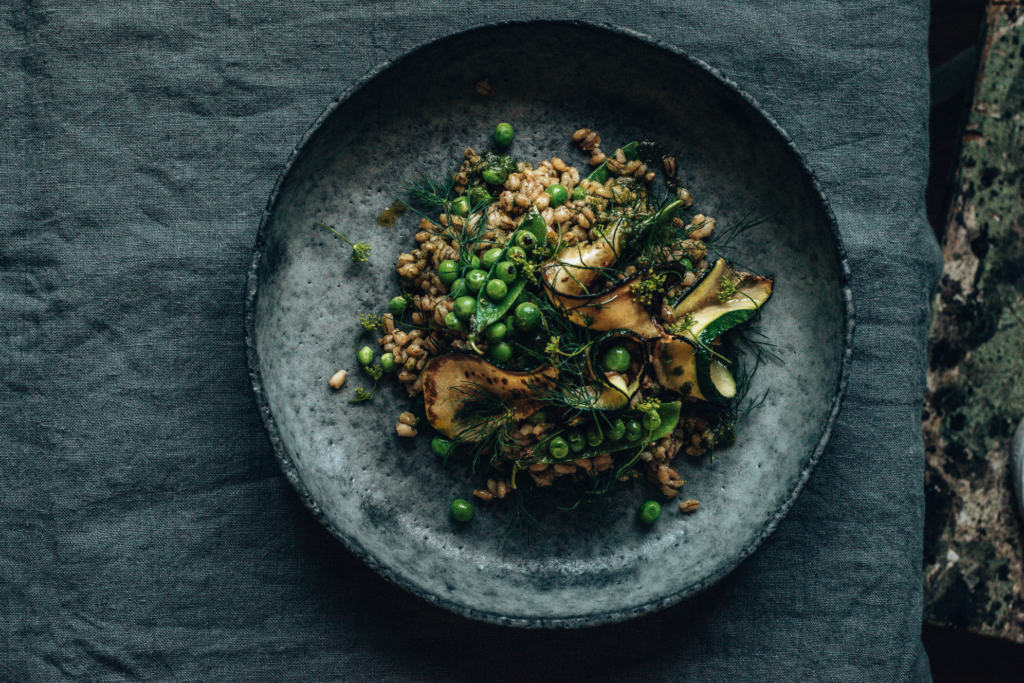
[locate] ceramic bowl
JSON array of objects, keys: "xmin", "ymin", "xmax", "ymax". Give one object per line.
[{"xmin": 245, "ymin": 21, "xmax": 853, "ymax": 627}]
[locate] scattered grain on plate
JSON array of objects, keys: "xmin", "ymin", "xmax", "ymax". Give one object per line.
[
  {"xmin": 328, "ymin": 370, "xmax": 347, "ymax": 390},
  {"xmin": 475, "ymin": 78, "xmax": 494, "ymax": 96}
]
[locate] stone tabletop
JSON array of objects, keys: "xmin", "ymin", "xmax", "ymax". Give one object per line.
[{"xmin": 922, "ymin": 0, "xmax": 1024, "ymax": 643}]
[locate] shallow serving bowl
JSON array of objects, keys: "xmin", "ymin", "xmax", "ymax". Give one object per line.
[{"xmin": 244, "ymin": 21, "xmax": 853, "ymax": 628}]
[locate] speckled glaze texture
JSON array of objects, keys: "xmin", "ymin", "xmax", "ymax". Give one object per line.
[{"xmin": 245, "ymin": 22, "xmax": 853, "ymax": 628}]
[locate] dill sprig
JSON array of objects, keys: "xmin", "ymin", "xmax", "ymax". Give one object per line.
[
  {"xmin": 618, "ymin": 192, "xmax": 689, "ymax": 270},
  {"xmin": 703, "ymin": 209, "xmax": 777, "ymax": 276},
  {"xmin": 732, "ymin": 319, "xmax": 782, "ymax": 367},
  {"xmin": 559, "ymin": 449, "xmax": 644, "ymax": 515},
  {"xmin": 498, "ymin": 486, "xmax": 543, "ymax": 553},
  {"xmin": 359, "ymin": 313, "xmax": 381, "ymax": 332},
  {"xmin": 717, "ymin": 277, "xmax": 738, "ymax": 302},
  {"xmin": 665, "ymin": 313, "xmax": 696, "ymax": 336},
  {"xmin": 315, "ymin": 222, "xmax": 371, "ymax": 262},
  {"xmin": 403, "ymin": 168, "xmax": 458, "ymax": 209},
  {"xmin": 355, "ymin": 312, "xmax": 382, "ymax": 345},
  {"xmin": 406, "ymin": 199, "xmax": 494, "ymax": 290},
  {"xmin": 515, "ymin": 297, "xmax": 612, "ymax": 421},
  {"xmin": 635, "ymin": 397, "xmax": 661, "ymax": 413},
  {"xmin": 449, "ymin": 382, "xmax": 520, "ymax": 470},
  {"xmin": 530, "ymin": 381, "xmax": 602, "ymax": 414},
  {"xmin": 630, "ymin": 271, "xmax": 667, "ymax": 306},
  {"xmin": 510, "ymin": 254, "xmax": 539, "ymax": 285},
  {"xmin": 349, "ymin": 364, "xmax": 383, "ymax": 404}
]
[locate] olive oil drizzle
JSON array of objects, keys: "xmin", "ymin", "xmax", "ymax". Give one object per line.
[{"xmin": 376, "ymin": 200, "xmax": 407, "ymax": 227}]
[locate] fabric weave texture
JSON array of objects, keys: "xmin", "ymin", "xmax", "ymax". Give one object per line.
[{"xmin": 1, "ymin": 1, "xmax": 940, "ymax": 681}]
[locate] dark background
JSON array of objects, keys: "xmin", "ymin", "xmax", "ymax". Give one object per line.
[{"xmin": 923, "ymin": 0, "xmax": 1024, "ymax": 678}]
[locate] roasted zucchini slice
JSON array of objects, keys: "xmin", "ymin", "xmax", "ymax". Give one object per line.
[
  {"xmin": 541, "ymin": 262, "xmax": 689, "ymax": 339},
  {"xmin": 587, "ymin": 329, "xmax": 649, "ymax": 410},
  {"xmin": 422, "ymin": 354, "xmax": 559, "ymax": 439},
  {"xmin": 662, "ymin": 259, "xmax": 773, "ymax": 402}
]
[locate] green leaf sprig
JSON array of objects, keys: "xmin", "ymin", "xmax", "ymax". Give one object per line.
[
  {"xmin": 349, "ymin": 364, "xmax": 383, "ymax": 404},
  {"xmin": 315, "ymin": 222, "xmax": 371, "ymax": 262},
  {"xmin": 665, "ymin": 313, "xmax": 696, "ymax": 336}
]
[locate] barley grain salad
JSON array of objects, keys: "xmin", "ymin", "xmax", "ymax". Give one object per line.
[{"xmin": 325, "ymin": 124, "xmax": 774, "ymax": 526}]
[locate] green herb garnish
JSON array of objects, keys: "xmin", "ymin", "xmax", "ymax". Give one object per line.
[
  {"xmin": 316, "ymin": 222, "xmax": 371, "ymax": 262},
  {"xmin": 349, "ymin": 364, "xmax": 383, "ymax": 404}
]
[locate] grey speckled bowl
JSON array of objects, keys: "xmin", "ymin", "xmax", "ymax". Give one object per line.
[{"xmin": 244, "ymin": 21, "xmax": 853, "ymax": 628}]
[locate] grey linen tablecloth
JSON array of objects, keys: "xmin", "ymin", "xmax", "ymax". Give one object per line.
[{"xmin": 1, "ymin": 2, "xmax": 941, "ymax": 681}]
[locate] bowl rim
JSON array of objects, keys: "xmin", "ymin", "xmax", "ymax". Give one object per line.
[{"xmin": 243, "ymin": 18, "xmax": 855, "ymax": 629}]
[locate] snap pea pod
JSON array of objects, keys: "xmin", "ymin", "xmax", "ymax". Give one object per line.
[
  {"xmin": 649, "ymin": 198, "xmax": 685, "ymax": 231},
  {"xmin": 470, "ymin": 278, "xmax": 526, "ymax": 343},
  {"xmin": 468, "ymin": 209, "xmax": 544, "ymax": 342},
  {"xmin": 586, "ymin": 141, "xmax": 639, "ymax": 185},
  {"xmin": 520, "ymin": 207, "xmax": 548, "ymax": 243},
  {"xmin": 529, "ymin": 401, "xmax": 682, "ymax": 465}
]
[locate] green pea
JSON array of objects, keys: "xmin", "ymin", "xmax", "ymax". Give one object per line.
[
  {"xmin": 357, "ymin": 346, "xmax": 374, "ymax": 367},
  {"xmin": 607, "ymin": 418, "xmax": 626, "ymax": 441},
  {"xmin": 454, "ymin": 296, "xmax": 477, "ymax": 320},
  {"xmin": 514, "ymin": 302, "xmax": 542, "ymax": 332},
  {"xmin": 485, "ymin": 322, "xmax": 507, "ymax": 343},
  {"xmin": 432, "ymin": 437, "xmax": 455, "ymax": 458},
  {"xmin": 482, "ymin": 247, "xmax": 504, "ymax": 270},
  {"xmin": 679, "ymin": 257, "xmax": 694, "ymax": 271},
  {"xmin": 437, "ymin": 260, "xmax": 459, "ymax": 286},
  {"xmin": 469, "ymin": 187, "xmax": 491, "ymax": 207},
  {"xmin": 504, "ymin": 314, "xmax": 516, "ymax": 332},
  {"xmin": 515, "ymin": 231, "xmax": 537, "ymax": 251},
  {"xmin": 485, "ymin": 278, "xmax": 507, "ymax": 301},
  {"xmin": 586, "ymin": 423, "xmax": 604, "ymax": 447},
  {"xmin": 548, "ymin": 436, "xmax": 569, "ymax": 460},
  {"xmin": 481, "ymin": 167, "xmax": 508, "ymax": 185},
  {"xmin": 625, "ymin": 419, "xmax": 643, "ymax": 442},
  {"xmin": 506, "ymin": 245, "xmax": 527, "ymax": 261},
  {"xmin": 489, "ymin": 342, "xmax": 512, "ymax": 363},
  {"xmin": 571, "ymin": 186, "xmax": 587, "ymax": 201},
  {"xmin": 493, "ymin": 122, "xmax": 514, "ymax": 148},
  {"xmin": 642, "ymin": 410, "xmax": 662, "ymax": 432},
  {"xmin": 566, "ymin": 430, "xmax": 585, "ymax": 453},
  {"xmin": 450, "ymin": 499, "xmax": 474, "ymax": 522},
  {"xmin": 381, "ymin": 352, "xmax": 398, "ymax": 373},
  {"xmin": 389, "ymin": 296, "xmax": 408, "ymax": 317},
  {"xmin": 444, "ymin": 312, "xmax": 464, "ymax": 331},
  {"xmin": 638, "ymin": 500, "xmax": 661, "ymax": 525},
  {"xmin": 469, "ymin": 255, "xmax": 481, "ymax": 270},
  {"xmin": 449, "ymin": 278, "xmax": 466, "ymax": 299},
  {"xmin": 499, "ymin": 155, "xmax": 517, "ymax": 174},
  {"xmin": 451, "ymin": 196, "xmax": 470, "ymax": 217},
  {"xmin": 545, "ymin": 183, "xmax": 569, "ymax": 207},
  {"xmin": 527, "ymin": 410, "xmax": 547, "ymax": 425},
  {"xmin": 602, "ymin": 345, "xmax": 631, "ymax": 373},
  {"xmin": 465, "ymin": 269, "xmax": 488, "ymax": 294},
  {"xmin": 494, "ymin": 261, "xmax": 516, "ymax": 284}
]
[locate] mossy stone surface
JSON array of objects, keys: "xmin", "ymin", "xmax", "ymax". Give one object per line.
[{"xmin": 923, "ymin": 2, "xmax": 1024, "ymax": 643}]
